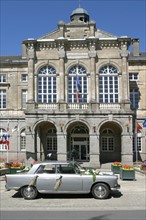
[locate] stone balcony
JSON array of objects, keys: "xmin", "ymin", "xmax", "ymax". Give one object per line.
[
  {"xmin": 35, "ymin": 102, "xmax": 131, "ymax": 114},
  {"xmin": 0, "ymin": 102, "xmax": 132, "ymax": 117}
]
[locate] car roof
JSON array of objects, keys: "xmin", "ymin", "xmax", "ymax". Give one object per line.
[{"xmin": 33, "ymin": 160, "xmax": 73, "ymax": 165}]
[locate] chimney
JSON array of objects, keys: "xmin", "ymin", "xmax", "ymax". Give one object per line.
[{"xmin": 132, "ymin": 38, "xmax": 140, "ymax": 56}]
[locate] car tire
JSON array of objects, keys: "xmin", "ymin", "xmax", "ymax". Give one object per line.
[
  {"xmin": 21, "ymin": 186, "xmax": 38, "ymax": 200},
  {"xmin": 91, "ymin": 183, "xmax": 110, "ymax": 199}
]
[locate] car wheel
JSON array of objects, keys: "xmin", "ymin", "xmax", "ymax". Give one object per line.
[
  {"xmin": 91, "ymin": 183, "xmax": 110, "ymax": 199},
  {"xmin": 21, "ymin": 186, "xmax": 38, "ymax": 200}
]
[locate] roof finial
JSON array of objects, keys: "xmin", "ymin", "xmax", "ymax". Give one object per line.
[{"xmin": 78, "ymin": 0, "xmax": 81, "ymax": 8}]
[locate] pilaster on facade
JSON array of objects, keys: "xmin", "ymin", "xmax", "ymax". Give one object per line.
[
  {"xmin": 119, "ymin": 43, "xmax": 131, "ymax": 109},
  {"xmin": 88, "ymin": 46, "xmax": 96, "ymax": 102}
]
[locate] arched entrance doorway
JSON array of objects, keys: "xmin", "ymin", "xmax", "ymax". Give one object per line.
[
  {"xmin": 67, "ymin": 122, "xmax": 89, "ymax": 162},
  {"xmin": 35, "ymin": 121, "xmax": 57, "ymax": 160},
  {"xmin": 100, "ymin": 122, "xmax": 122, "ymax": 164}
]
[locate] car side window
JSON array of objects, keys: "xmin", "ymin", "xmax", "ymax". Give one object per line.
[
  {"xmin": 36, "ymin": 164, "xmax": 55, "ymax": 174},
  {"xmin": 57, "ymin": 164, "xmax": 76, "ymax": 174}
]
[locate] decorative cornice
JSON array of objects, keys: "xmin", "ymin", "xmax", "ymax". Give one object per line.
[
  {"xmin": 99, "ymin": 41, "xmax": 119, "ymax": 49},
  {"xmin": 28, "ymin": 37, "xmax": 132, "ymax": 51}
]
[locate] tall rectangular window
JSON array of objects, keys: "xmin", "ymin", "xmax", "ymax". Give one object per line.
[
  {"xmin": 21, "ymin": 90, "xmax": 28, "ymax": 109},
  {"xmin": 130, "ymin": 89, "xmax": 139, "ymax": 109},
  {"xmin": 0, "ymin": 74, "xmax": 6, "ymax": 83},
  {"xmin": 0, "ymin": 89, "xmax": 6, "ymax": 109},
  {"xmin": 20, "ymin": 133, "xmax": 26, "ymax": 150},
  {"xmin": 133, "ymin": 136, "xmax": 142, "ymax": 152},
  {"xmin": 137, "ymin": 137, "xmax": 142, "ymax": 152}
]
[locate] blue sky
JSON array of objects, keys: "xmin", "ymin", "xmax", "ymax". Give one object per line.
[{"xmin": 0, "ymin": 0, "xmax": 146, "ymax": 55}]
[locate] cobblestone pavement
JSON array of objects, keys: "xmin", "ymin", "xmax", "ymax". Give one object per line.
[{"xmin": 0, "ymin": 172, "xmax": 145, "ymax": 211}]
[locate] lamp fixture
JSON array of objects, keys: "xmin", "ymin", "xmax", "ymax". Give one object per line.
[
  {"xmin": 93, "ymin": 125, "xmax": 96, "ymax": 133},
  {"xmin": 60, "ymin": 123, "xmax": 64, "ymax": 132}
]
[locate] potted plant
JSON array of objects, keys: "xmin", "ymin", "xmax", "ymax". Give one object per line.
[
  {"xmin": 9, "ymin": 162, "xmax": 25, "ymax": 174},
  {"xmin": 5, "ymin": 161, "xmax": 13, "ymax": 168},
  {"xmin": 120, "ymin": 164, "xmax": 135, "ymax": 180},
  {"xmin": 111, "ymin": 162, "xmax": 122, "ymax": 174}
]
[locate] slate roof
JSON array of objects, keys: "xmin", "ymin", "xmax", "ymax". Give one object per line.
[
  {"xmin": 129, "ymin": 52, "xmax": 146, "ymax": 61},
  {"xmin": 0, "ymin": 56, "xmax": 27, "ymax": 64}
]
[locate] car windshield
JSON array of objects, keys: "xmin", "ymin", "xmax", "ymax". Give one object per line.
[{"xmin": 70, "ymin": 162, "xmax": 86, "ymax": 173}]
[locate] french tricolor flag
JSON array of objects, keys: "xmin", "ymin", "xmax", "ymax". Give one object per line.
[{"xmin": 75, "ymin": 75, "xmax": 81, "ymax": 103}]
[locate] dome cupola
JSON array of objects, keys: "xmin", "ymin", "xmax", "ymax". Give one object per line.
[{"xmin": 70, "ymin": 7, "xmax": 89, "ymax": 23}]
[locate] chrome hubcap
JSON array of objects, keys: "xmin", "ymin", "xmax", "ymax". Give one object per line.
[
  {"xmin": 23, "ymin": 187, "xmax": 35, "ymax": 198},
  {"xmin": 95, "ymin": 185, "xmax": 106, "ymax": 198}
]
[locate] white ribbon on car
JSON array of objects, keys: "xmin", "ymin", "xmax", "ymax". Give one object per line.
[
  {"xmin": 54, "ymin": 176, "xmax": 62, "ymax": 190},
  {"xmin": 28, "ymin": 175, "xmax": 39, "ymax": 186}
]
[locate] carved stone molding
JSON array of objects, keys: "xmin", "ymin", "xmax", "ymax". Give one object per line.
[
  {"xmin": 99, "ymin": 41, "xmax": 119, "ymax": 49},
  {"xmin": 58, "ymin": 47, "xmax": 66, "ymax": 58},
  {"xmin": 88, "ymin": 50, "xmax": 96, "ymax": 58},
  {"xmin": 120, "ymin": 44, "xmax": 129, "ymax": 58}
]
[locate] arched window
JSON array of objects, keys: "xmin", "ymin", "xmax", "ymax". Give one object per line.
[
  {"xmin": 46, "ymin": 128, "xmax": 57, "ymax": 160},
  {"xmin": 101, "ymin": 128, "xmax": 114, "ymax": 151},
  {"xmin": 99, "ymin": 65, "xmax": 119, "ymax": 103},
  {"xmin": 20, "ymin": 129, "xmax": 26, "ymax": 150},
  {"xmin": 68, "ymin": 65, "xmax": 87, "ymax": 103},
  {"xmin": 38, "ymin": 66, "xmax": 56, "ymax": 103},
  {"xmin": 47, "ymin": 128, "xmax": 57, "ymax": 151}
]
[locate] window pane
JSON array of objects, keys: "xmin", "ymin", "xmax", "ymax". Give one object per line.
[
  {"xmin": 68, "ymin": 65, "xmax": 87, "ymax": 103},
  {"xmin": 99, "ymin": 65, "xmax": 119, "ymax": 103},
  {"xmin": 21, "ymin": 74, "xmax": 28, "ymax": 81},
  {"xmin": 0, "ymin": 74, "xmax": 6, "ymax": 82},
  {"xmin": 38, "ymin": 66, "xmax": 57, "ymax": 103},
  {"xmin": 0, "ymin": 89, "xmax": 6, "ymax": 109},
  {"xmin": 21, "ymin": 90, "xmax": 27, "ymax": 109}
]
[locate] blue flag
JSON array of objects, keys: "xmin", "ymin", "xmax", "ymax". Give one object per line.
[
  {"xmin": 143, "ymin": 119, "xmax": 146, "ymax": 127},
  {"xmin": 75, "ymin": 75, "xmax": 81, "ymax": 102}
]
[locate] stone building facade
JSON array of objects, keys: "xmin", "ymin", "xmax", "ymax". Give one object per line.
[{"xmin": 0, "ymin": 8, "xmax": 146, "ymax": 166}]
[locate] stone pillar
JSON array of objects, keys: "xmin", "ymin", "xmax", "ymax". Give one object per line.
[
  {"xmin": 121, "ymin": 133, "xmax": 133, "ymax": 166},
  {"xmin": 25, "ymin": 125, "xmax": 35, "ymax": 161},
  {"xmin": 26, "ymin": 42, "xmax": 36, "ymax": 110},
  {"xmin": 36, "ymin": 129, "xmax": 41, "ymax": 161},
  {"xmin": 88, "ymin": 48, "xmax": 96, "ymax": 102},
  {"xmin": 57, "ymin": 131, "xmax": 67, "ymax": 161},
  {"xmin": 57, "ymin": 21, "xmax": 65, "ymax": 37},
  {"xmin": 58, "ymin": 46, "xmax": 65, "ymax": 102},
  {"xmin": 89, "ymin": 129, "xmax": 100, "ymax": 168},
  {"xmin": 34, "ymin": 74, "xmax": 37, "ymax": 103},
  {"xmin": 89, "ymin": 21, "xmax": 96, "ymax": 36},
  {"xmin": 120, "ymin": 44, "xmax": 130, "ymax": 102},
  {"xmin": 59, "ymin": 48, "xmax": 65, "ymax": 101}
]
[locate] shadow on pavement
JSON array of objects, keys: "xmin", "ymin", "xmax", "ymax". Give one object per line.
[
  {"xmin": 12, "ymin": 191, "xmax": 122, "ymax": 200},
  {"xmin": 88, "ymin": 215, "xmax": 110, "ymax": 220}
]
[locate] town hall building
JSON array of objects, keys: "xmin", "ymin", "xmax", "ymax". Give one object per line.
[{"xmin": 0, "ymin": 7, "xmax": 146, "ymax": 167}]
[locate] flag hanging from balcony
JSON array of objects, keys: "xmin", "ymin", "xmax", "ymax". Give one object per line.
[
  {"xmin": 0, "ymin": 134, "xmax": 10, "ymax": 150},
  {"xmin": 136, "ymin": 123, "xmax": 142, "ymax": 132},
  {"xmin": 143, "ymin": 119, "xmax": 146, "ymax": 127},
  {"xmin": 75, "ymin": 75, "xmax": 81, "ymax": 103}
]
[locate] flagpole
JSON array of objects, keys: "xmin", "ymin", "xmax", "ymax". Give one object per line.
[
  {"xmin": 135, "ymin": 124, "xmax": 138, "ymax": 162},
  {"xmin": 7, "ymin": 119, "xmax": 10, "ymax": 163},
  {"xmin": 7, "ymin": 146, "xmax": 9, "ymax": 163},
  {"xmin": 134, "ymin": 110, "xmax": 138, "ymax": 162},
  {"xmin": 17, "ymin": 119, "xmax": 19, "ymax": 161}
]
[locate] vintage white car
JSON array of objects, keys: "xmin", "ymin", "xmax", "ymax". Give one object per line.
[{"xmin": 5, "ymin": 161, "xmax": 120, "ymax": 200}]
